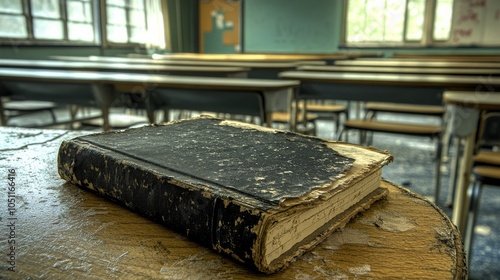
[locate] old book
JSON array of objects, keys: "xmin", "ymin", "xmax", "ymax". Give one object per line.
[{"xmin": 57, "ymin": 116, "xmax": 393, "ymax": 273}]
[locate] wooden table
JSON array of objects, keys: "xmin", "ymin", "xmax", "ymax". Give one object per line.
[
  {"xmin": 335, "ymin": 59, "xmax": 500, "ymax": 69},
  {"xmin": 298, "ymin": 65, "xmax": 500, "ymax": 76},
  {"xmin": 151, "ymin": 53, "xmax": 341, "ymax": 65},
  {"xmin": 279, "ymin": 71, "xmax": 500, "ymax": 109},
  {"xmin": 0, "ymin": 127, "xmax": 466, "ymax": 279},
  {"xmin": 51, "ymin": 55, "xmax": 319, "ymax": 79},
  {"xmin": 443, "ymin": 91, "xmax": 500, "ymax": 233},
  {"xmin": 0, "ymin": 59, "xmax": 250, "ymax": 78},
  {"xmin": 0, "ymin": 68, "xmax": 298, "ymax": 130}
]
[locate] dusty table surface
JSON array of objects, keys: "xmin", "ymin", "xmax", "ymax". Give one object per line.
[{"xmin": 0, "ymin": 127, "xmax": 466, "ymax": 279}]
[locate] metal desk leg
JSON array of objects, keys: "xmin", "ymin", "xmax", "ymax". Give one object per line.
[
  {"xmin": 452, "ymin": 132, "xmax": 476, "ymax": 233},
  {"xmin": 92, "ymin": 84, "xmax": 119, "ymax": 132},
  {"xmin": 0, "ymin": 98, "xmax": 6, "ymax": 126}
]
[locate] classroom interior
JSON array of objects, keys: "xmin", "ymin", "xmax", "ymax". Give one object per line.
[{"xmin": 1, "ymin": 0, "xmax": 500, "ymax": 279}]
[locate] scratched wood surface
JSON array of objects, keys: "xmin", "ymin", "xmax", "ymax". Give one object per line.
[{"xmin": 0, "ymin": 127, "xmax": 466, "ymax": 279}]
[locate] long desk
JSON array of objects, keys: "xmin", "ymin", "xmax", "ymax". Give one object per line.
[
  {"xmin": 51, "ymin": 55, "xmax": 311, "ymax": 79},
  {"xmin": 0, "ymin": 127, "xmax": 466, "ymax": 279},
  {"xmin": 0, "ymin": 59, "xmax": 250, "ymax": 78},
  {"xmin": 0, "ymin": 68, "xmax": 298, "ymax": 130},
  {"xmin": 335, "ymin": 59, "xmax": 500, "ymax": 69},
  {"xmin": 298, "ymin": 65, "xmax": 500, "ymax": 76}
]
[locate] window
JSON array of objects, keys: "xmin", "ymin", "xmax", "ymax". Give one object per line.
[
  {"xmin": 0, "ymin": 0, "xmax": 96, "ymax": 43},
  {"xmin": 345, "ymin": 0, "xmax": 454, "ymax": 45},
  {"xmin": 105, "ymin": 0, "xmax": 147, "ymax": 44},
  {"xmin": 0, "ymin": 0, "xmax": 168, "ymax": 49}
]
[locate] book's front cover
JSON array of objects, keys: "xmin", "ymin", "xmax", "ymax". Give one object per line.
[{"xmin": 75, "ymin": 118, "xmax": 355, "ymax": 206}]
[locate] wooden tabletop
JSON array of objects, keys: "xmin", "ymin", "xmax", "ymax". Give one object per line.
[
  {"xmin": 335, "ymin": 59, "xmax": 500, "ymax": 69},
  {"xmin": 151, "ymin": 53, "xmax": 350, "ymax": 62},
  {"xmin": 51, "ymin": 55, "xmax": 313, "ymax": 69},
  {"xmin": 0, "ymin": 127, "xmax": 466, "ymax": 279},
  {"xmin": 443, "ymin": 91, "xmax": 500, "ymax": 111},
  {"xmin": 0, "ymin": 59, "xmax": 250, "ymax": 75},
  {"xmin": 0, "ymin": 67, "xmax": 299, "ymax": 91},
  {"xmin": 298, "ymin": 65, "xmax": 500, "ymax": 76},
  {"xmin": 279, "ymin": 70, "xmax": 500, "ymax": 88},
  {"xmin": 151, "ymin": 53, "xmax": 329, "ymax": 65}
]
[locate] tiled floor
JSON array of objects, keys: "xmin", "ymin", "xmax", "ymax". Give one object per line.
[{"xmin": 4, "ymin": 104, "xmax": 500, "ymax": 279}]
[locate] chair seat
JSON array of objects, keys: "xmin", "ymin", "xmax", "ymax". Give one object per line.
[
  {"xmin": 473, "ymin": 151, "xmax": 500, "ymax": 166},
  {"xmin": 472, "ymin": 165, "xmax": 500, "ymax": 184},
  {"xmin": 272, "ymin": 112, "xmax": 318, "ymax": 123},
  {"xmin": 343, "ymin": 120, "xmax": 442, "ymax": 136},
  {"xmin": 304, "ymin": 103, "xmax": 347, "ymax": 113},
  {"xmin": 4, "ymin": 100, "xmax": 57, "ymax": 112},
  {"xmin": 365, "ymin": 102, "xmax": 445, "ymax": 116}
]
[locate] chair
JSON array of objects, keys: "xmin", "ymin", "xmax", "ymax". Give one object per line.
[
  {"xmin": 302, "ymin": 101, "xmax": 348, "ymax": 135},
  {"xmin": 362, "ymin": 102, "xmax": 446, "ymax": 145},
  {"xmin": 447, "ymin": 112, "xmax": 500, "ymax": 206},
  {"xmin": 464, "ymin": 164, "xmax": 500, "ymax": 268},
  {"xmin": 272, "ymin": 111, "xmax": 319, "ymax": 135},
  {"xmin": 2, "ymin": 100, "xmax": 58, "ymax": 126},
  {"xmin": 463, "ymin": 113, "xmax": 500, "ymax": 268}
]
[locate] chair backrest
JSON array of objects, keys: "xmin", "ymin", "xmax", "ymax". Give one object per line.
[{"xmin": 477, "ymin": 112, "xmax": 500, "ymax": 151}]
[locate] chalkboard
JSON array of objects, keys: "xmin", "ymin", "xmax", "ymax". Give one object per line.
[
  {"xmin": 243, "ymin": 0, "xmax": 338, "ymax": 53},
  {"xmin": 450, "ymin": 0, "xmax": 500, "ymax": 45}
]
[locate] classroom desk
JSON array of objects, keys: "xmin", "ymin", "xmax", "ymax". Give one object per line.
[
  {"xmin": 392, "ymin": 53, "xmax": 500, "ymax": 63},
  {"xmin": 0, "ymin": 59, "xmax": 250, "ymax": 78},
  {"xmin": 0, "ymin": 68, "xmax": 298, "ymax": 130},
  {"xmin": 298, "ymin": 65, "xmax": 500, "ymax": 76},
  {"xmin": 51, "ymin": 55, "xmax": 311, "ymax": 79},
  {"xmin": 335, "ymin": 59, "xmax": 500, "ymax": 69},
  {"xmin": 443, "ymin": 91, "xmax": 500, "ymax": 233},
  {"xmin": 150, "ymin": 53, "xmax": 350, "ymax": 65},
  {"xmin": 279, "ymin": 71, "xmax": 500, "ymax": 109},
  {"xmin": 52, "ymin": 55, "xmax": 325, "ymax": 67},
  {"xmin": 0, "ymin": 127, "xmax": 466, "ymax": 279}
]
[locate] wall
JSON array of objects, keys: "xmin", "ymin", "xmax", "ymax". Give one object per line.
[{"xmin": 243, "ymin": 0, "xmax": 341, "ymax": 53}]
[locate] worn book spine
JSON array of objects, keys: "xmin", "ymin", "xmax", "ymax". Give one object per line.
[{"xmin": 57, "ymin": 139, "xmax": 264, "ymax": 269}]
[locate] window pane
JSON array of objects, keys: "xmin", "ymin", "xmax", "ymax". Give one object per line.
[
  {"xmin": 30, "ymin": 0, "xmax": 61, "ymax": 19},
  {"xmin": 107, "ymin": 25, "xmax": 128, "ymax": 43},
  {"xmin": 106, "ymin": 6, "xmax": 126, "ymax": 24},
  {"xmin": 83, "ymin": 2, "xmax": 92, "ymax": 22},
  {"xmin": 130, "ymin": 27, "xmax": 145, "ymax": 43},
  {"xmin": 106, "ymin": 0, "xmax": 126, "ymax": 7},
  {"xmin": 129, "ymin": 9, "xmax": 145, "ymax": 27},
  {"xmin": 68, "ymin": 22, "xmax": 94, "ymax": 41},
  {"xmin": 346, "ymin": 0, "xmax": 366, "ymax": 42},
  {"xmin": 383, "ymin": 0, "xmax": 405, "ymax": 41},
  {"xmin": 0, "ymin": 14, "xmax": 28, "ymax": 38},
  {"xmin": 67, "ymin": 1, "xmax": 85, "ymax": 22},
  {"xmin": 364, "ymin": 0, "xmax": 386, "ymax": 41},
  {"xmin": 406, "ymin": 0, "xmax": 425, "ymax": 40},
  {"xmin": 33, "ymin": 18, "xmax": 64, "ymax": 39},
  {"xmin": 434, "ymin": 0, "xmax": 454, "ymax": 40},
  {"xmin": 130, "ymin": 0, "xmax": 144, "ymax": 9},
  {"xmin": 0, "ymin": 0, "xmax": 23, "ymax": 14}
]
